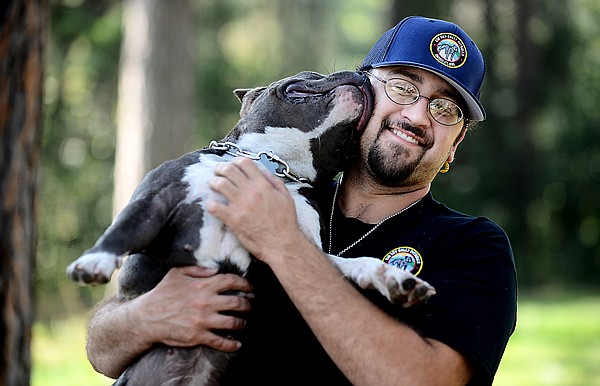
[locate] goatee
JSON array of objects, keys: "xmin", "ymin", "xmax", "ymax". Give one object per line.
[{"xmin": 365, "ymin": 119, "xmax": 428, "ymax": 187}]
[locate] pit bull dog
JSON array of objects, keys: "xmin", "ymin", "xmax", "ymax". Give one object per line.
[{"xmin": 67, "ymin": 71, "xmax": 436, "ymax": 386}]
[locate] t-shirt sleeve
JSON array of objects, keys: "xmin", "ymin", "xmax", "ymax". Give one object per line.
[{"xmin": 408, "ymin": 218, "xmax": 517, "ymax": 385}]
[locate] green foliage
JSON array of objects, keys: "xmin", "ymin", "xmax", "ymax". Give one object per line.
[
  {"xmin": 41, "ymin": 0, "xmax": 600, "ymax": 323},
  {"xmin": 39, "ymin": 0, "xmax": 124, "ymax": 319},
  {"xmin": 40, "ymin": 0, "xmax": 390, "ymax": 320},
  {"xmin": 431, "ymin": 0, "xmax": 600, "ymax": 286}
]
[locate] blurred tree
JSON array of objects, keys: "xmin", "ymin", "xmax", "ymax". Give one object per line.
[
  {"xmin": 113, "ymin": 0, "xmax": 196, "ymax": 215},
  {"xmin": 390, "ymin": 0, "xmax": 450, "ymax": 20},
  {"xmin": 0, "ymin": 0, "xmax": 47, "ymax": 384},
  {"xmin": 275, "ymin": 0, "xmax": 333, "ymax": 74},
  {"xmin": 38, "ymin": 0, "xmax": 123, "ymax": 319},
  {"xmin": 36, "ymin": 0, "xmax": 600, "ymax": 325}
]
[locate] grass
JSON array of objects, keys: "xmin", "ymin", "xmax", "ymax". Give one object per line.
[
  {"xmin": 32, "ymin": 316, "xmax": 113, "ymax": 386},
  {"xmin": 494, "ymin": 291, "xmax": 600, "ymax": 386},
  {"xmin": 32, "ymin": 291, "xmax": 600, "ymax": 386}
]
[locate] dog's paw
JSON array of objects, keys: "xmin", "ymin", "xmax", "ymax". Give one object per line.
[
  {"xmin": 66, "ymin": 252, "xmax": 123, "ymax": 286},
  {"xmin": 352, "ymin": 258, "xmax": 436, "ymax": 307}
]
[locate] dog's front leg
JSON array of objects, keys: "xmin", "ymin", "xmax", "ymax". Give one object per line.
[
  {"xmin": 327, "ymin": 254, "xmax": 436, "ymax": 307},
  {"xmin": 67, "ymin": 192, "xmax": 182, "ymax": 286}
]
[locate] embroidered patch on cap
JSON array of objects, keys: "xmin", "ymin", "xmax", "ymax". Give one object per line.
[
  {"xmin": 430, "ymin": 33, "xmax": 467, "ymax": 68},
  {"xmin": 382, "ymin": 247, "xmax": 423, "ymax": 275}
]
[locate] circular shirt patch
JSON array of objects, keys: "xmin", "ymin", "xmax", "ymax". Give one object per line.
[
  {"xmin": 430, "ymin": 33, "xmax": 467, "ymax": 68},
  {"xmin": 382, "ymin": 247, "xmax": 423, "ymax": 276}
]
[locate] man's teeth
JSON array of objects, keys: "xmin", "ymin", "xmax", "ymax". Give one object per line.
[{"xmin": 391, "ymin": 128, "xmax": 419, "ymax": 144}]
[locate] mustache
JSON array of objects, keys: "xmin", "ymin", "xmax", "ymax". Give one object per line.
[{"xmin": 381, "ymin": 118, "xmax": 433, "ymax": 149}]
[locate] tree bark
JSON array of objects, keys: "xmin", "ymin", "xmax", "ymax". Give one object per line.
[
  {"xmin": 0, "ymin": 0, "xmax": 46, "ymax": 385},
  {"xmin": 113, "ymin": 0, "xmax": 196, "ymax": 215}
]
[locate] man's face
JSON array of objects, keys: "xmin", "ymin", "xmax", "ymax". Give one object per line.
[{"xmin": 359, "ymin": 65, "xmax": 466, "ymax": 188}]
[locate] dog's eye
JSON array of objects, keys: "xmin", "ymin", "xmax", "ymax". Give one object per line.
[
  {"xmin": 286, "ymin": 91, "xmax": 313, "ymax": 98},
  {"xmin": 285, "ymin": 84, "xmax": 318, "ymax": 99}
]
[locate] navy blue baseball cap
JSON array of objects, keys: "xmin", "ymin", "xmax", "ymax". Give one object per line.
[{"xmin": 360, "ymin": 16, "xmax": 486, "ymax": 121}]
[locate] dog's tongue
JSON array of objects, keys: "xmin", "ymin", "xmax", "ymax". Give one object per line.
[{"xmin": 356, "ymin": 81, "xmax": 374, "ymax": 133}]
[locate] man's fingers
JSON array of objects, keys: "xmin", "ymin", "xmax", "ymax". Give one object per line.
[
  {"xmin": 213, "ymin": 273, "xmax": 253, "ymax": 296},
  {"xmin": 213, "ymin": 157, "xmax": 260, "ymax": 185},
  {"xmin": 202, "ymin": 332, "xmax": 243, "ymax": 352},
  {"xmin": 210, "ymin": 312, "xmax": 248, "ymax": 331},
  {"xmin": 174, "ymin": 265, "xmax": 218, "ymax": 278},
  {"xmin": 230, "ymin": 157, "xmax": 265, "ymax": 179},
  {"xmin": 262, "ymin": 169, "xmax": 289, "ymax": 193},
  {"xmin": 214, "ymin": 157, "xmax": 271, "ymax": 187}
]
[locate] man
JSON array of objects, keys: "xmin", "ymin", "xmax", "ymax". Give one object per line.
[{"xmin": 87, "ymin": 16, "xmax": 517, "ymax": 386}]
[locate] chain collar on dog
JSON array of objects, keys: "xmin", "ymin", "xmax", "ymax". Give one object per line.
[{"xmin": 208, "ymin": 141, "xmax": 310, "ymax": 184}]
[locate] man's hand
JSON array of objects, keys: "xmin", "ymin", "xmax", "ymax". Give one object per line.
[
  {"xmin": 86, "ymin": 265, "xmax": 252, "ymax": 378},
  {"xmin": 207, "ymin": 157, "xmax": 306, "ymax": 264},
  {"xmin": 136, "ymin": 266, "xmax": 253, "ymax": 350}
]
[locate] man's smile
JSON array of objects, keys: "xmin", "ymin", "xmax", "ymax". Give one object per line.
[
  {"xmin": 382, "ymin": 118, "xmax": 433, "ymax": 149},
  {"xmin": 390, "ymin": 127, "xmax": 420, "ymax": 145}
]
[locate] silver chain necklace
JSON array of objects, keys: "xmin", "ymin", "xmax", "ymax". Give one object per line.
[{"xmin": 327, "ymin": 173, "xmax": 422, "ymax": 256}]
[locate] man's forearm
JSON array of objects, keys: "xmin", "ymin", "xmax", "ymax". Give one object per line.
[
  {"xmin": 85, "ymin": 266, "xmax": 252, "ymax": 378},
  {"xmin": 86, "ymin": 296, "xmax": 152, "ymax": 379},
  {"xmin": 266, "ymin": 238, "xmax": 473, "ymax": 386}
]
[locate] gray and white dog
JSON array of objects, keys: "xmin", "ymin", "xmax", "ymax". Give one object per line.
[{"xmin": 67, "ymin": 71, "xmax": 435, "ymax": 386}]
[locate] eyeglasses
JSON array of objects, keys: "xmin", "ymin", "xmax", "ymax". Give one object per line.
[{"xmin": 365, "ymin": 72, "xmax": 464, "ymax": 126}]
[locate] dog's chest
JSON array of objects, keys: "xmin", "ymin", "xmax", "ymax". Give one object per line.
[{"xmin": 180, "ymin": 154, "xmax": 322, "ymax": 273}]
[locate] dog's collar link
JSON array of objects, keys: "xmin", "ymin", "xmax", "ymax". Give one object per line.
[{"xmin": 208, "ymin": 141, "xmax": 310, "ymax": 184}]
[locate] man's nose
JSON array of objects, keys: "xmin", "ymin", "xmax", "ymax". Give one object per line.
[{"xmin": 400, "ymin": 97, "xmax": 431, "ymax": 127}]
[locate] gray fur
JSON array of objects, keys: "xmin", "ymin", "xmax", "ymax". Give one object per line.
[{"xmin": 68, "ymin": 71, "xmax": 376, "ymax": 385}]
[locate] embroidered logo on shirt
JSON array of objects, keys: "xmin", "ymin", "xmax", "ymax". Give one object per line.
[{"xmin": 382, "ymin": 247, "xmax": 423, "ymax": 275}]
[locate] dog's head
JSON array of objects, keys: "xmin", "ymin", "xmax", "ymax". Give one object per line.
[{"xmin": 225, "ymin": 71, "xmax": 374, "ymax": 184}]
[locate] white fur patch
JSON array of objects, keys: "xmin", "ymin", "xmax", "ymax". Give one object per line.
[
  {"xmin": 181, "ymin": 154, "xmax": 322, "ymax": 273},
  {"xmin": 67, "ymin": 251, "xmax": 123, "ymax": 285},
  {"xmin": 182, "ymin": 156, "xmax": 249, "ymax": 271}
]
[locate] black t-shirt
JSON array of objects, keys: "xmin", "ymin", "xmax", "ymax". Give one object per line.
[{"xmin": 221, "ymin": 187, "xmax": 517, "ymax": 386}]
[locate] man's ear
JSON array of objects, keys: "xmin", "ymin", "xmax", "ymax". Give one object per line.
[
  {"xmin": 448, "ymin": 127, "xmax": 468, "ymax": 163},
  {"xmin": 233, "ymin": 87, "xmax": 266, "ymax": 117}
]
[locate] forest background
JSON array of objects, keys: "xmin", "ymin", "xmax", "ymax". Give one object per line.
[{"xmin": 11, "ymin": 0, "xmax": 600, "ymax": 384}]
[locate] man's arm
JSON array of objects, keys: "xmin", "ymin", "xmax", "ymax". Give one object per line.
[
  {"xmin": 207, "ymin": 158, "xmax": 474, "ymax": 386},
  {"xmin": 86, "ymin": 266, "xmax": 252, "ymax": 378}
]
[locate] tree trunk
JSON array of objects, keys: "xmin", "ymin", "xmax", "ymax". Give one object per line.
[
  {"xmin": 276, "ymin": 0, "xmax": 332, "ymax": 74},
  {"xmin": 0, "ymin": 0, "xmax": 46, "ymax": 385},
  {"xmin": 389, "ymin": 0, "xmax": 449, "ymax": 23},
  {"xmin": 514, "ymin": 0, "xmax": 537, "ymax": 206},
  {"xmin": 113, "ymin": 0, "xmax": 196, "ymax": 215}
]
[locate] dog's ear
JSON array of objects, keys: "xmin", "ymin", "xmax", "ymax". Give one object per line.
[
  {"xmin": 234, "ymin": 87, "xmax": 266, "ymax": 117},
  {"xmin": 233, "ymin": 88, "xmax": 252, "ymax": 102}
]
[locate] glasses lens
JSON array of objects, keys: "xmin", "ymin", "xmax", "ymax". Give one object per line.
[
  {"xmin": 386, "ymin": 79, "xmax": 419, "ymax": 105},
  {"xmin": 429, "ymin": 98, "xmax": 463, "ymax": 125},
  {"xmin": 368, "ymin": 73, "xmax": 464, "ymax": 126}
]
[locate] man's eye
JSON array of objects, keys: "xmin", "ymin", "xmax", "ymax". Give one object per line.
[
  {"xmin": 390, "ymin": 82, "xmax": 416, "ymax": 96},
  {"xmin": 431, "ymin": 99, "xmax": 459, "ymax": 116}
]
